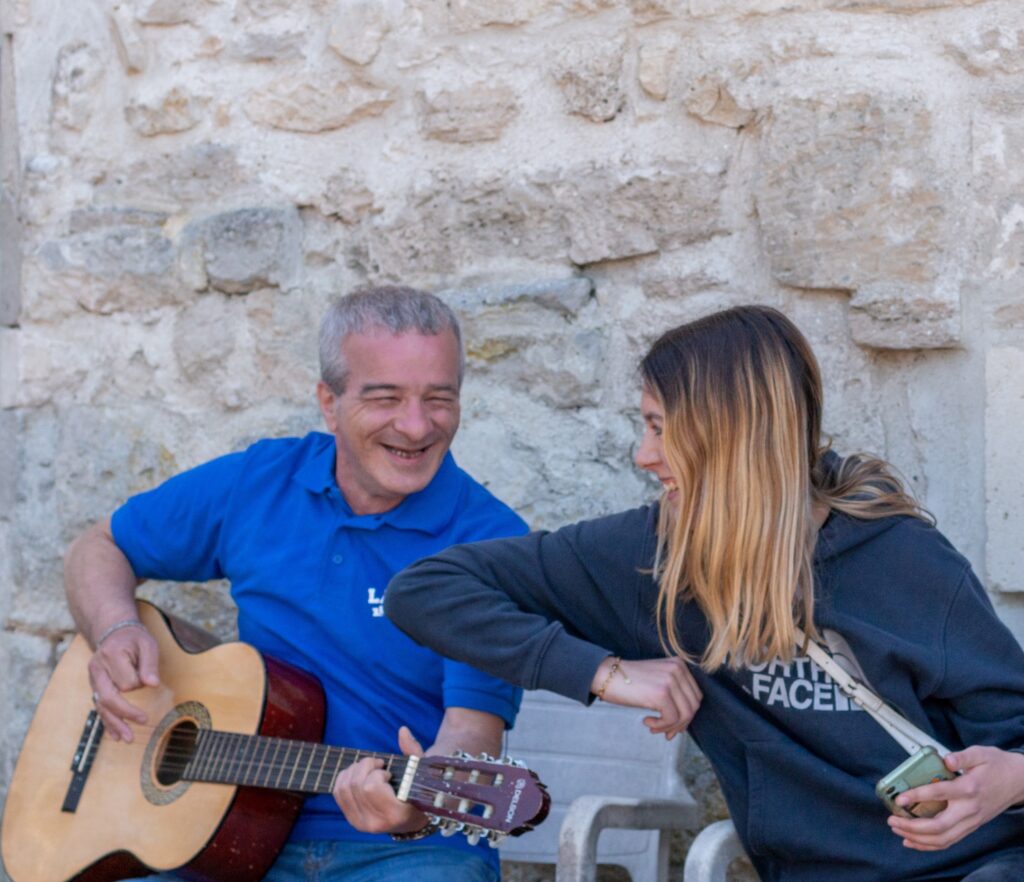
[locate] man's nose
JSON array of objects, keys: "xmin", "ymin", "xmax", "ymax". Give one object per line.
[{"xmin": 392, "ymin": 399, "xmax": 432, "ymax": 439}]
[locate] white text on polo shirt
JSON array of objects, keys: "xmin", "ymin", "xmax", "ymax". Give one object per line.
[{"xmin": 367, "ymin": 588, "xmax": 385, "ymax": 617}]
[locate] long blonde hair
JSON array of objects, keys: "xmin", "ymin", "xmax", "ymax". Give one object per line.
[{"xmin": 639, "ymin": 306, "xmax": 930, "ymax": 671}]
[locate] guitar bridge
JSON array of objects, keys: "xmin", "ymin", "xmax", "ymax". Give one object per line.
[{"xmin": 61, "ymin": 710, "xmax": 104, "ymax": 813}]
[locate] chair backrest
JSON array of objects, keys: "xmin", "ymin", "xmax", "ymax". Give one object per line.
[{"xmin": 499, "ymin": 689, "xmax": 692, "ymax": 876}]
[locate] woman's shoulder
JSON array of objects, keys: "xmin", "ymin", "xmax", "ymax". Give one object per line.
[{"xmin": 821, "ymin": 511, "xmax": 972, "ymax": 605}]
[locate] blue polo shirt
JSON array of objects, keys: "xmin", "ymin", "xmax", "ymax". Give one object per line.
[{"xmin": 111, "ymin": 431, "xmax": 527, "ymax": 856}]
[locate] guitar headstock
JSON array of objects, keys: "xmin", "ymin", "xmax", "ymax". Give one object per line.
[{"xmin": 407, "ymin": 751, "xmax": 550, "ymax": 847}]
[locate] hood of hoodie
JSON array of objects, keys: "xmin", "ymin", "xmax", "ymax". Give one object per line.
[{"xmin": 814, "ymin": 507, "xmax": 906, "ymax": 564}]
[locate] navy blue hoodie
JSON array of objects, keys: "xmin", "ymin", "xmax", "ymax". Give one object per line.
[{"xmin": 386, "ymin": 505, "xmax": 1024, "ymax": 881}]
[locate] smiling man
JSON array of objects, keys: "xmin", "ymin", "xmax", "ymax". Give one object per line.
[{"xmin": 64, "ymin": 287, "xmax": 527, "ymax": 882}]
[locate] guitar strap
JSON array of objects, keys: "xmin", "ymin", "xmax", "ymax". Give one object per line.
[{"xmin": 793, "ymin": 626, "xmax": 952, "ymax": 758}]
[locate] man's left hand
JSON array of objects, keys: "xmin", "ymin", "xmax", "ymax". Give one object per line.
[
  {"xmin": 332, "ymin": 726, "xmax": 430, "ymax": 834},
  {"xmin": 887, "ymin": 746, "xmax": 1024, "ymax": 850}
]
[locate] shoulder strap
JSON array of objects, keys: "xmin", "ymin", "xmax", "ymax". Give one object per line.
[{"xmin": 793, "ymin": 626, "xmax": 951, "ymax": 757}]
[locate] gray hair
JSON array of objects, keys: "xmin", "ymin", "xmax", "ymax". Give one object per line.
[{"xmin": 318, "ymin": 286, "xmax": 464, "ymax": 393}]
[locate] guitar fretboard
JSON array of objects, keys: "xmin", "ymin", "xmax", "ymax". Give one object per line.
[{"xmin": 179, "ymin": 730, "xmax": 410, "ymax": 795}]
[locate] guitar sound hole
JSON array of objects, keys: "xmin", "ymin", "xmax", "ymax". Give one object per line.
[{"xmin": 156, "ymin": 720, "xmax": 200, "ymax": 786}]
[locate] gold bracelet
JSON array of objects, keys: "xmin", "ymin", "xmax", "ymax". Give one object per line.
[{"xmin": 595, "ymin": 657, "xmax": 630, "ymax": 701}]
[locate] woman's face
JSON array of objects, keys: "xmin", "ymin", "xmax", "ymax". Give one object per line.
[{"xmin": 636, "ymin": 388, "xmax": 679, "ymax": 507}]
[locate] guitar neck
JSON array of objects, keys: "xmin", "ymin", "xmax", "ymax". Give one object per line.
[{"xmin": 176, "ymin": 729, "xmax": 408, "ymax": 796}]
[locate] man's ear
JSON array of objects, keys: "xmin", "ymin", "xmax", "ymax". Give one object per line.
[{"xmin": 316, "ymin": 381, "xmax": 338, "ymax": 432}]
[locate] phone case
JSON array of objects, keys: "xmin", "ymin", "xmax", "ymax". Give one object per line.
[{"xmin": 875, "ymin": 746, "xmax": 955, "ymax": 819}]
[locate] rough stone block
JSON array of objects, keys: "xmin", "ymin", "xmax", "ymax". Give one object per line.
[
  {"xmin": 366, "ymin": 162, "xmax": 726, "ymax": 277},
  {"xmin": 970, "ymin": 107, "xmax": 1024, "ymax": 283},
  {"xmin": 51, "ymin": 42, "xmax": 104, "ymax": 132},
  {"xmin": 755, "ymin": 93, "xmax": 946, "ymax": 291},
  {"xmin": 180, "ymin": 206, "xmax": 302, "ymax": 295},
  {"xmin": 986, "ymin": 346, "xmax": 1024, "ymax": 592},
  {"xmin": 2, "ymin": 633, "xmax": 54, "ymax": 762},
  {"xmin": 559, "ymin": 163, "xmax": 727, "ymax": 264},
  {"xmin": 947, "ymin": 26, "xmax": 1024, "ymax": 76},
  {"xmin": 36, "ymin": 219, "xmax": 180, "ymax": 314},
  {"xmin": 828, "ymin": 0, "xmax": 987, "ymax": 10},
  {"xmin": 0, "ymin": 316, "xmax": 164, "ymax": 408},
  {"xmin": 92, "ymin": 144, "xmax": 242, "ymax": 213},
  {"xmin": 848, "ymin": 283, "xmax": 961, "ymax": 349},
  {"xmin": 173, "ymin": 293, "xmax": 239, "ymax": 384},
  {"xmin": 327, "ymin": 0, "xmax": 392, "ymax": 65},
  {"xmin": 631, "ymin": 0, "xmax": 682, "ymax": 23},
  {"xmin": 125, "ymin": 86, "xmax": 206, "ymax": 136},
  {"xmin": 110, "ymin": 5, "xmax": 147, "ymax": 73},
  {"xmin": 41, "ymin": 217, "xmax": 176, "ymax": 295},
  {"xmin": 446, "ymin": 0, "xmax": 554, "ymax": 31},
  {"xmin": 686, "ymin": 77, "xmax": 754, "ymax": 128},
  {"xmin": 417, "ymin": 84, "xmax": 519, "ymax": 143},
  {"xmin": 245, "ymin": 76, "xmax": 393, "ymax": 133},
  {"xmin": 320, "ymin": 171, "xmax": 377, "ymax": 224},
  {"xmin": 135, "ymin": 0, "xmax": 206, "ymax": 25},
  {"xmin": 689, "ymin": 0, "xmax": 816, "ymax": 14},
  {"xmin": 442, "ymin": 277, "xmax": 594, "ymax": 318},
  {"xmin": 230, "ymin": 31, "xmax": 306, "ymax": 62},
  {"xmin": 553, "ymin": 37, "xmax": 626, "ymax": 123},
  {"xmin": 638, "ymin": 37, "xmax": 676, "ymax": 101}
]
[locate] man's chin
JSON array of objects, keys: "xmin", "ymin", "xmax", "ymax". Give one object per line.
[{"xmin": 379, "ymin": 459, "xmax": 443, "ymax": 496}]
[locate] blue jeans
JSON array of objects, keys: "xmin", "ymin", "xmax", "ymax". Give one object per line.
[
  {"xmin": 126, "ymin": 840, "xmax": 499, "ymax": 882},
  {"xmin": 264, "ymin": 841, "xmax": 499, "ymax": 882}
]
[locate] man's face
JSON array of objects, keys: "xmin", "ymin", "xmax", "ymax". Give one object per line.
[{"xmin": 316, "ymin": 329, "xmax": 462, "ymax": 515}]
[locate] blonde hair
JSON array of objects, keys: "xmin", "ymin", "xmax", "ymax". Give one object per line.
[{"xmin": 640, "ymin": 306, "xmax": 930, "ymax": 671}]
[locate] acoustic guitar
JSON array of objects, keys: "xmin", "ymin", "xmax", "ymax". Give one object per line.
[{"xmin": 1, "ymin": 601, "xmax": 549, "ymax": 882}]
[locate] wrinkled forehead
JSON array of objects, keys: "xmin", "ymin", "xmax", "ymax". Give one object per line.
[{"xmin": 342, "ymin": 329, "xmax": 462, "ymax": 390}]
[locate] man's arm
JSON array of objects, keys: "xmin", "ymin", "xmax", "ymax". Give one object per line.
[
  {"xmin": 64, "ymin": 517, "xmax": 160, "ymax": 742},
  {"xmin": 331, "ymin": 708, "xmax": 505, "ymax": 835}
]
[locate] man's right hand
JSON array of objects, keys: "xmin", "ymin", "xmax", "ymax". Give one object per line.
[{"xmin": 88, "ymin": 623, "xmax": 161, "ymax": 742}]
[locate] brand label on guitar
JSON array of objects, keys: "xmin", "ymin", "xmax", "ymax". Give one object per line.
[{"xmin": 505, "ymin": 777, "xmax": 527, "ymax": 825}]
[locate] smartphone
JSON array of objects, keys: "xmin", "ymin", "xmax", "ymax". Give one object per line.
[{"xmin": 876, "ymin": 746, "xmax": 956, "ymax": 819}]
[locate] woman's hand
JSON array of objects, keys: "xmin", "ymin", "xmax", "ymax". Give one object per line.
[
  {"xmin": 591, "ymin": 656, "xmax": 702, "ymax": 739},
  {"xmin": 887, "ymin": 746, "xmax": 1024, "ymax": 850}
]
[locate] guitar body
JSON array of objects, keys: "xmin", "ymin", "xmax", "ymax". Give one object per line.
[{"xmin": 1, "ymin": 602, "xmax": 326, "ymax": 882}]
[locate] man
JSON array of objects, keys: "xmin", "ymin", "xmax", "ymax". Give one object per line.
[{"xmin": 64, "ymin": 286, "xmax": 527, "ymax": 882}]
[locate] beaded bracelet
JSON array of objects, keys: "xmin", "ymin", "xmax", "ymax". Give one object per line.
[
  {"xmin": 390, "ymin": 821, "xmax": 437, "ymax": 841},
  {"xmin": 595, "ymin": 657, "xmax": 631, "ymax": 701},
  {"xmin": 96, "ymin": 617, "xmax": 144, "ymax": 647}
]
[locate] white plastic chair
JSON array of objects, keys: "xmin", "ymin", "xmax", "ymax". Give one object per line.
[
  {"xmin": 499, "ymin": 690, "xmax": 700, "ymax": 882},
  {"xmin": 682, "ymin": 819, "xmax": 745, "ymax": 882}
]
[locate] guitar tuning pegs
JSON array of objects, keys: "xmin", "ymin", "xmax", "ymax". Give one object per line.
[
  {"xmin": 487, "ymin": 832, "xmax": 506, "ymax": 848},
  {"xmin": 467, "ymin": 830, "xmax": 481, "ymax": 846},
  {"xmin": 440, "ymin": 823, "xmax": 457, "ymax": 837},
  {"xmin": 451, "ymin": 749, "xmax": 469, "ymax": 759},
  {"xmin": 476, "ymin": 752, "xmax": 494, "ymax": 762}
]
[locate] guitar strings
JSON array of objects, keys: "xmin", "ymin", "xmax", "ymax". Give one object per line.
[{"xmin": 91, "ymin": 726, "xmax": 495, "ymax": 807}]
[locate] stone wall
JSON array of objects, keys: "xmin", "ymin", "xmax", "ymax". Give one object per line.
[{"xmin": 1, "ymin": 1, "xmax": 1023, "ymax": 879}]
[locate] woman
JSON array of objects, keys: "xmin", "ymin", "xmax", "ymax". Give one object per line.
[{"xmin": 385, "ymin": 305, "xmax": 1024, "ymax": 881}]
